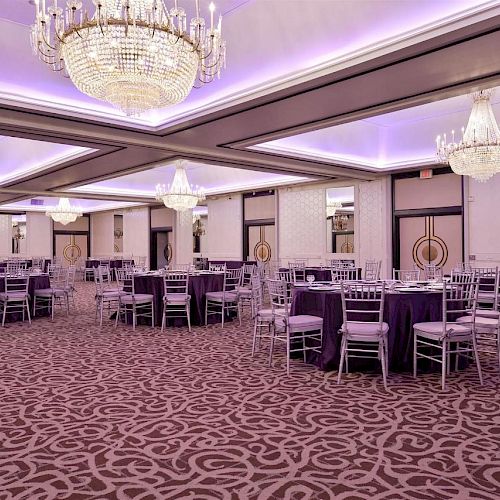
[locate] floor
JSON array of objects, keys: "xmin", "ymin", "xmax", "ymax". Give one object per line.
[{"xmin": 0, "ymin": 282, "xmax": 499, "ymax": 500}]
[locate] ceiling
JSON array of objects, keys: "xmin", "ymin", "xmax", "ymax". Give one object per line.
[{"xmin": 0, "ymin": 0, "xmax": 499, "ymax": 212}]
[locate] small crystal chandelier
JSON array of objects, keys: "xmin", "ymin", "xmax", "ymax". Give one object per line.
[
  {"xmin": 46, "ymin": 197, "xmax": 83, "ymax": 225},
  {"xmin": 30, "ymin": 0, "xmax": 226, "ymax": 116},
  {"xmin": 156, "ymin": 161, "xmax": 205, "ymax": 211},
  {"xmin": 437, "ymin": 89, "xmax": 500, "ymax": 182},
  {"xmin": 326, "ymin": 200, "xmax": 342, "ymax": 217}
]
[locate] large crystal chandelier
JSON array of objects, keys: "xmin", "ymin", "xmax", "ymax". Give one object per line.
[
  {"xmin": 326, "ymin": 200, "xmax": 342, "ymax": 217},
  {"xmin": 46, "ymin": 198, "xmax": 83, "ymax": 225},
  {"xmin": 30, "ymin": 0, "xmax": 226, "ymax": 116},
  {"xmin": 437, "ymin": 89, "xmax": 500, "ymax": 182},
  {"xmin": 155, "ymin": 161, "xmax": 205, "ymax": 211}
]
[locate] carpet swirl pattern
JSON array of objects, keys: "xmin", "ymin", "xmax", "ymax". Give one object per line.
[{"xmin": 0, "ymin": 283, "xmax": 499, "ymax": 499}]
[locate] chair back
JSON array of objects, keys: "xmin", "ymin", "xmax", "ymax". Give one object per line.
[
  {"xmin": 477, "ymin": 270, "xmax": 499, "ymax": 311},
  {"xmin": 6, "ymin": 260, "xmax": 25, "ymax": 276},
  {"xmin": 291, "ymin": 267, "xmax": 306, "ymax": 283},
  {"xmin": 51, "ymin": 267, "xmax": 68, "ymax": 289},
  {"xmin": 423, "ymin": 264, "xmax": 442, "ymax": 280},
  {"xmin": 5, "ymin": 276, "xmax": 29, "ymax": 295},
  {"xmin": 364, "ymin": 260, "xmax": 381, "ymax": 280},
  {"xmin": 47, "ymin": 263, "xmax": 61, "ymax": 279},
  {"xmin": 473, "ymin": 266, "xmax": 498, "ymax": 278},
  {"xmin": 242, "ymin": 264, "xmax": 255, "ymax": 286},
  {"xmin": 209, "ymin": 263, "xmax": 226, "ymax": 272},
  {"xmin": 67, "ymin": 266, "xmax": 76, "ymax": 287},
  {"xmin": 274, "ymin": 269, "xmax": 291, "ymax": 284},
  {"xmin": 267, "ymin": 279, "xmax": 291, "ymax": 318},
  {"xmin": 442, "ymin": 280, "xmax": 478, "ymax": 335},
  {"xmin": 450, "ymin": 270, "xmax": 475, "ymax": 284},
  {"xmin": 223, "ymin": 268, "xmax": 242, "ymax": 294},
  {"xmin": 251, "ymin": 274, "xmax": 264, "ymax": 311},
  {"xmin": 331, "ymin": 268, "xmax": 358, "ymax": 282},
  {"xmin": 163, "ymin": 271, "xmax": 189, "ymax": 296},
  {"xmin": 393, "ymin": 269, "xmax": 420, "ymax": 281},
  {"xmin": 340, "ymin": 283, "xmax": 386, "ymax": 333}
]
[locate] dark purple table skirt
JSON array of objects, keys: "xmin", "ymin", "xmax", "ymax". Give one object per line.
[
  {"xmin": 133, "ymin": 273, "xmax": 225, "ymax": 326},
  {"xmin": 291, "ymin": 288, "xmax": 443, "ymax": 372},
  {"xmin": 0, "ymin": 275, "xmax": 51, "ymax": 322},
  {"xmin": 210, "ymin": 260, "xmax": 256, "ymax": 270},
  {"xmin": 281, "ymin": 267, "xmax": 362, "ymax": 282}
]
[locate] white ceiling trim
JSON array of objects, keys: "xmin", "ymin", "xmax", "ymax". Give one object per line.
[
  {"xmin": 0, "ymin": 146, "xmax": 96, "ymax": 186},
  {"xmin": 251, "ymin": 143, "xmax": 438, "ymax": 171},
  {"xmin": 2, "ymin": 200, "xmax": 143, "ymax": 213},
  {"xmin": 0, "ymin": 1, "xmax": 497, "ymax": 129}
]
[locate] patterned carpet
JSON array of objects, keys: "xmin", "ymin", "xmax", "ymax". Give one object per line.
[{"xmin": 0, "ymin": 282, "xmax": 499, "ymax": 500}]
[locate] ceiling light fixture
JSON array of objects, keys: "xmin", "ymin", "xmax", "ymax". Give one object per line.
[
  {"xmin": 31, "ymin": 0, "xmax": 226, "ymax": 116},
  {"xmin": 326, "ymin": 200, "xmax": 342, "ymax": 217},
  {"xmin": 437, "ymin": 89, "xmax": 500, "ymax": 182},
  {"xmin": 46, "ymin": 197, "xmax": 83, "ymax": 225},
  {"xmin": 155, "ymin": 160, "xmax": 205, "ymax": 211}
]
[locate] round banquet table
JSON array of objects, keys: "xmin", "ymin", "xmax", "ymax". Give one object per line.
[
  {"xmin": 132, "ymin": 273, "xmax": 225, "ymax": 326},
  {"xmin": 291, "ymin": 288, "xmax": 444, "ymax": 372},
  {"xmin": 0, "ymin": 274, "xmax": 51, "ymax": 322}
]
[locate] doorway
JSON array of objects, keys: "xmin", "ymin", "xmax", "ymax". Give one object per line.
[
  {"xmin": 245, "ymin": 223, "xmax": 275, "ymax": 263},
  {"xmin": 151, "ymin": 229, "xmax": 172, "ymax": 270}
]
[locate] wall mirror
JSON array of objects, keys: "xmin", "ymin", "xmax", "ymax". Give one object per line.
[
  {"xmin": 326, "ymin": 187, "xmax": 355, "ymax": 254},
  {"xmin": 193, "ymin": 205, "xmax": 208, "ymax": 254},
  {"xmin": 12, "ymin": 214, "xmax": 27, "ymax": 254}
]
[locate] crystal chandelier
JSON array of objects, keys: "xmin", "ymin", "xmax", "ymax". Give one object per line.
[
  {"xmin": 46, "ymin": 197, "xmax": 83, "ymax": 225},
  {"xmin": 326, "ymin": 200, "xmax": 342, "ymax": 217},
  {"xmin": 156, "ymin": 161, "xmax": 205, "ymax": 211},
  {"xmin": 31, "ymin": 0, "xmax": 226, "ymax": 116},
  {"xmin": 437, "ymin": 89, "xmax": 500, "ymax": 182}
]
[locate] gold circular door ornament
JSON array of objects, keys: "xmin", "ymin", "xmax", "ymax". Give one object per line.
[
  {"xmin": 412, "ymin": 217, "xmax": 448, "ymax": 269},
  {"xmin": 164, "ymin": 243, "xmax": 173, "ymax": 264},
  {"xmin": 63, "ymin": 235, "xmax": 82, "ymax": 265},
  {"xmin": 253, "ymin": 227, "xmax": 272, "ymax": 262}
]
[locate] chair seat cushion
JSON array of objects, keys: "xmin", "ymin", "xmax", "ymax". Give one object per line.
[
  {"xmin": 256, "ymin": 308, "xmax": 274, "ymax": 320},
  {"xmin": 456, "ymin": 315, "xmax": 499, "ymax": 327},
  {"xmin": 0, "ymin": 292, "xmax": 29, "ymax": 301},
  {"xmin": 120, "ymin": 294, "xmax": 154, "ymax": 304},
  {"xmin": 470, "ymin": 309, "xmax": 500, "ymax": 319},
  {"xmin": 238, "ymin": 288, "xmax": 253, "ymax": 297},
  {"xmin": 34, "ymin": 288, "xmax": 66, "ymax": 298},
  {"xmin": 413, "ymin": 321, "xmax": 471, "ymax": 339},
  {"xmin": 478, "ymin": 291, "xmax": 495, "ymax": 300},
  {"xmin": 206, "ymin": 291, "xmax": 238, "ymax": 302},
  {"xmin": 341, "ymin": 321, "xmax": 389, "ymax": 340},
  {"xmin": 164, "ymin": 293, "xmax": 191, "ymax": 303},
  {"xmin": 275, "ymin": 314, "xmax": 323, "ymax": 332}
]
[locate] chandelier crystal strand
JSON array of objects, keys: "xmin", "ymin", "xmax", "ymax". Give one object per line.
[
  {"xmin": 46, "ymin": 197, "xmax": 83, "ymax": 225},
  {"xmin": 31, "ymin": 0, "xmax": 226, "ymax": 116},
  {"xmin": 155, "ymin": 161, "xmax": 205, "ymax": 211},
  {"xmin": 437, "ymin": 89, "xmax": 500, "ymax": 182}
]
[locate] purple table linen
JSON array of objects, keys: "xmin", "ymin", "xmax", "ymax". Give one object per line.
[
  {"xmin": 209, "ymin": 260, "xmax": 257, "ymax": 270},
  {"xmin": 291, "ymin": 288, "xmax": 443, "ymax": 372},
  {"xmin": 280, "ymin": 267, "xmax": 362, "ymax": 282},
  {"xmin": 0, "ymin": 275, "xmax": 51, "ymax": 322},
  {"xmin": 133, "ymin": 273, "xmax": 225, "ymax": 326}
]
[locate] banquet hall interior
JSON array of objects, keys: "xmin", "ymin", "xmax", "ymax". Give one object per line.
[{"xmin": 1, "ymin": 0, "xmax": 500, "ymax": 498}]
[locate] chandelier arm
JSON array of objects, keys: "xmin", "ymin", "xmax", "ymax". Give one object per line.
[{"xmin": 40, "ymin": 27, "xmax": 59, "ymax": 52}]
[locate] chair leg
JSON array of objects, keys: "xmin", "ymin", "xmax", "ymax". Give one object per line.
[
  {"xmin": 302, "ymin": 334, "xmax": 306, "ymax": 362},
  {"xmin": 161, "ymin": 302, "xmax": 166, "ymax": 332},
  {"xmin": 151, "ymin": 302, "xmax": 154, "ymax": 328},
  {"xmin": 34, "ymin": 296, "xmax": 37, "ymax": 318},
  {"xmin": 497, "ymin": 328, "xmax": 500, "ymax": 372},
  {"xmin": 286, "ymin": 329, "xmax": 291, "ymax": 376},
  {"xmin": 221, "ymin": 302, "xmax": 225, "ymax": 328},
  {"xmin": 26, "ymin": 298, "xmax": 31, "ymax": 325},
  {"xmin": 186, "ymin": 304, "xmax": 191, "ymax": 333},
  {"xmin": 268, "ymin": 327, "xmax": 276, "ymax": 367},
  {"xmin": 337, "ymin": 336, "xmax": 346, "ymax": 385},
  {"xmin": 204, "ymin": 301, "xmax": 208, "ymax": 328},
  {"xmin": 441, "ymin": 341, "xmax": 447, "ymax": 391},
  {"xmin": 413, "ymin": 331, "xmax": 417, "ymax": 378},
  {"xmin": 380, "ymin": 339, "xmax": 388, "ymax": 390},
  {"xmin": 252, "ymin": 320, "xmax": 258, "ymax": 357},
  {"xmin": 132, "ymin": 305, "xmax": 136, "ymax": 331},
  {"xmin": 1, "ymin": 301, "xmax": 6, "ymax": 327},
  {"xmin": 472, "ymin": 334, "xmax": 484, "ymax": 386},
  {"xmin": 115, "ymin": 301, "xmax": 120, "ymax": 328},
  {"xmin": 51, "ymin": 295, "xmax": 55, "ymax": 321}
]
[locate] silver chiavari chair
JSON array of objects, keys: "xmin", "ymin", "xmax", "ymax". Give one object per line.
[
  {"xmin": 161, "ymin": 270, "xmax": 191, "ymax": 333},
  {"xmin": 414, "ymin": 279, "xmax": 482, "ymax": 390},
  {"xmin": 0, "ymin": 275, "xmax": 31, "ymax": 327},
  {"xmin": 205, "ymin": 268, "xmax": 242, "ymax": 328},
  {"xmin": 34, "ymin": 267, "xmax": 69, "ymax": 321},
  {"xmin": 364, "ymin": 260, "xmax": 381, "ymax": 280},
  {"xmin": 331, "ymin": 268, "xmax": 359, "ymax": 282},
  {"xmin": 392, "ymin": 269, "xmax": 420, "ymax": 281},
  {"xmin": 338, "ymin": 282, "xmax": 389, "ymax": 389}
]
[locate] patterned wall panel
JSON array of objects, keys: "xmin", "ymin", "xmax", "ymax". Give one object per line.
[
  {"xmin": 278, "ymin": 188, "xmax": 326, "ymax": 262},
  {"xmin": 358, "ymin": 180, "xmax": 386, "ymax": 272},
  {"xmin": 0, "ymin": 214, "xmax": 12, "ymax": 255}
]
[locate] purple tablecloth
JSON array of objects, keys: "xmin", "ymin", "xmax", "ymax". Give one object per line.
[
  {"xmin": 133, "ymin": 273, "xmax": 225, "ymax": 326},
  {"xmin": 209, "ymin": 260, "xmax": 257, "ymax": 270},
  {"xmin": 291, "ymin": 288, "xmax": 443, "ymax": 372},
  {"xmin": 0, "ymin": 275, "xmax": 51, "ymax": 322}
]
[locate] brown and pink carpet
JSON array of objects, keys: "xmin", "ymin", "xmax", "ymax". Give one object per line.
[{"xmin": 0, "ymin": 283, "xmax": 499, "ymax": 499}]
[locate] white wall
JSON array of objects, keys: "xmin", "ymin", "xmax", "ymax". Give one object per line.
[
  {"xmin": 123, "ymin": 207, "xmax": 150, "ymax": 266},
  {"xmin": 26, "ymin": 212, "xmax": 51, "ymax": 257},
  {"xmin": 0, "ymin": 214, "xmax": 12, "ymax": 256},
  {"xmin": 467, "ymin": 175, "xmax": 500, "ymax": 267},
  {"xmin": 206, "ymin": 195, "xmax": 243, "ymax": 260},
  {"xmin": 174, "ymin": 209, "xmax": 193, "ymax": 265},
  {"xmin": 90, "ymin": 211, "xmax": 114, "ymax": 257}
]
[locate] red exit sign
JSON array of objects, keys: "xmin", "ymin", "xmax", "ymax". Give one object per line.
[{"xmin": 420, "ymin": 169, "xmax": 433, "ymax": 179}]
